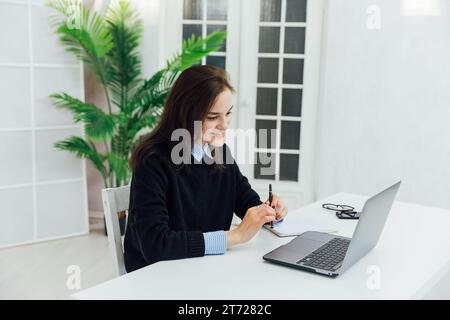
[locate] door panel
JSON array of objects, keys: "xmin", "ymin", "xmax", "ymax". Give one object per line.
[{"xmin": 236, "ymin": 0, "xmax": 325, "ymax": 206}]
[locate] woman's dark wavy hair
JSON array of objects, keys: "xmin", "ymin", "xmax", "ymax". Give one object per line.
[{"xmin": 130, "ymin": 65, "xmax": 234, "ymax": 171}]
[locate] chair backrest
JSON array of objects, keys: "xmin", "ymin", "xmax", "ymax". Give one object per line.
[{"xmin": 102, "ymin": 185, "xmax": 130, "ymax": 276}]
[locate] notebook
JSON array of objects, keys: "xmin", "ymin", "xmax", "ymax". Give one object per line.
[{"xmin": 263, "ymin": 215, "xmax": 339, "ymax": 237}]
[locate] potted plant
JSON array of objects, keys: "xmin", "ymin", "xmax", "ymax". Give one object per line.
[{"xmin": 46, "ymin": 0, "xmax": 226, "ymax": 235}]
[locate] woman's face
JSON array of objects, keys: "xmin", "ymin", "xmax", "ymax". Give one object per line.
[{"xmin": 202, "ymin": 89, "xmax": 233, "ymax": 147}]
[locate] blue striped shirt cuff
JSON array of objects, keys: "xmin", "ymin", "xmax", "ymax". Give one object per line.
[{"xmin": 203, "ymin": 231, "xmax": 227, "ymax": 255}]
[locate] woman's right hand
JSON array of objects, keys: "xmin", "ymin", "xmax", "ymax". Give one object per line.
[{"xmin": 226, "ymin": 204, "xmax": 276, "ymax": 247}]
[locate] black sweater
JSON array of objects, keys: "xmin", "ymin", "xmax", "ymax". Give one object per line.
[{"xmin": 124, "ymin": 144, "xmax": 262, "ymax": 272}]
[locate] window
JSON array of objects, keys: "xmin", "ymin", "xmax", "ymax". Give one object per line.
[
  {"xmin": 182, "ymin": 0, "xmax": 228, "ymax": 69},
  {"xmin": 254, "ymin": 0, "xmax": 307, "ymax": 182}
]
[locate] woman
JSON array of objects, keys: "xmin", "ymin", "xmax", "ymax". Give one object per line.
[{"xmin": 124, "ymin": 65, "xmax": 288, "ymax": 272}]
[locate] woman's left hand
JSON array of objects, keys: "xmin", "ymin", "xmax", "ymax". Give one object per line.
[{"xmin": 265, "ymin": 193, "xmax": 288, "ymax": 222}]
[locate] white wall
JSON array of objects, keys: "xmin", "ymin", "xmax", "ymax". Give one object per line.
[{"xmin": 315, "ymin": 0, "xmax": 450, "ymax": 210}]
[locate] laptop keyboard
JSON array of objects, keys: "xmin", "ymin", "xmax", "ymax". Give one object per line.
[{"xmin": 297, "ymin": 237, "xmax": 350, "ymax": 271}]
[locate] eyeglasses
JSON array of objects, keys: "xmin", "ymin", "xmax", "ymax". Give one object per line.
[{"xmin": 322, "ymin": 203, "xmax": 360, "ymax": 220}]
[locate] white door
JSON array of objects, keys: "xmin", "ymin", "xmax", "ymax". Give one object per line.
[
  {"xmin": 235, "ymin": 0, "xmax": 325, "ymax": 208},
  {"xmin": 166, "ymin": 0, "xmax": 325, "ymax": 208}
]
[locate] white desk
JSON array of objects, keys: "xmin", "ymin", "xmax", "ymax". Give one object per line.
[{"xmin": 73, "ymin": 193, "xmax": 450, "ymax": 300}]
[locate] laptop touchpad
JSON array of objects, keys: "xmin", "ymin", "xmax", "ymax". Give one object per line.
[
  {"xmin": 289, "ymin": 237, "xmax": 325, "ymax": 255},
  {"xmin": 265, "ymin": 237, "xmax": 324, "ymax": 264}
]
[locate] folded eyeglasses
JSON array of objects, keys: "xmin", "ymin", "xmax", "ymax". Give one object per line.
[{"xmin": 322, "ymin": 203, "xmax": 361, "ymax": 220}]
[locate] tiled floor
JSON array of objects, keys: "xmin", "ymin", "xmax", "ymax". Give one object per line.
[{"xmin": 0, "ymin": 218, "xmax": 116, "ymax": 300}]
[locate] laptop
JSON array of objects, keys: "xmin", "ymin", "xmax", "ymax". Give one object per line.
[{"xmin": 263, "ymin": 181, "xmax": 401, "ymax": 277}]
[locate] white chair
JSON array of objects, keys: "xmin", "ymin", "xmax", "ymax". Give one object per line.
[{"xmin": 102, "ymin": 185, "xmax": 130, "ymax": 276}]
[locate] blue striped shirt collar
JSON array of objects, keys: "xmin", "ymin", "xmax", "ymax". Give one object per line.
[{"xmin": 192, "ymin": 143, "xmax": 213, "ymax": 162}]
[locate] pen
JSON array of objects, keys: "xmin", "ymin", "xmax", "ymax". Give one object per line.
[{"xmin": 269, "ymin": 184, "xmax": 273, "ymax": 228}]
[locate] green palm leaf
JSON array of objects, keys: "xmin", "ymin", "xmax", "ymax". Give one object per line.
[
  {"xmin": 106, "ymin": 152, "xmax": 130, "ymax": 186},
  {"xmin": 167, "ymin": 30, "xmax": 227, "ymax": 72},
  {"xmin": 50, "ymin": 93, "xmax": 116, "ymax": 141},
  {"xmin": 54, "ymin": 136, "xmax": 107, "ymax": 181},
  {"xmin": 125, "ymin": 70, "xmax": 165, "ymax": 114},
  {"xmin": 47, "ymin": 0, "xmax": 113, "ymax": 85},
  {"xmin": 105, "ymin": 0, "xmax": 143, "ymax": 108},
  {"xmin": 127, "ymin": 112, "xmax": 160, "ymax": 141},
  {"xmin": 129, "ymin": 86, "xmax": 167, "ymax": 120},
  {"xmin": 126, "ymin": 31, "xmax": 226, "ymax": 118}
]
